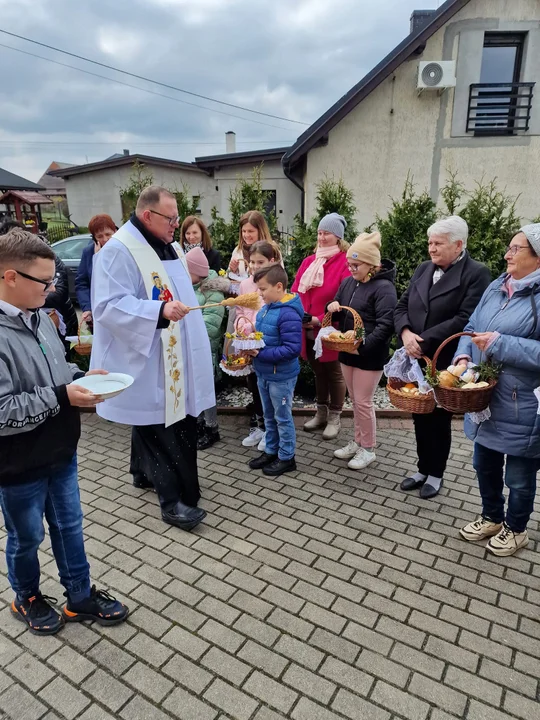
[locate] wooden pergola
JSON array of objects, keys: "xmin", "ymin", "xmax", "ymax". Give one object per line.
[{"xmin": 0, "ymin": 190, "xmax": 49, "ymax": 234}]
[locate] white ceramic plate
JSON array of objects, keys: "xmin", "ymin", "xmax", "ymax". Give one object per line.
[{"xmin": 70, "ymin": 372, "xmax": 134, "ymax": 399}]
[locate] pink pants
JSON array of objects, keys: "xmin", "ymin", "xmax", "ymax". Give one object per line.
[{"xmin": 340, "ymin": 364, "xmax": 382, "ymax": 448}]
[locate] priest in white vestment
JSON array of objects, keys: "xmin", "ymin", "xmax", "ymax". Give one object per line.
[{"xmin": 90, "ymin": 186, "xmax": 215, "ymax": 530}]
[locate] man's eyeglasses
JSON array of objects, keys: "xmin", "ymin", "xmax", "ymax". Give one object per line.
[
  {"xmin": 149, "ymin": 209, "xmax": 180, "ymax": 227},
  {"xmin": 347, "ymin": 264, "xmax": 361, "ymax": 271},
  {"xmin": 505, "ymin": 245, "xmax": 530, "ymax": 257},
  {"xmin": 0, "ymin": 270, "xmax": 58, "ymax": 291}
]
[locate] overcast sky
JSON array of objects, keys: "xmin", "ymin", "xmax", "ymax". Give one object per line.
[{"xmin": 0, "ymin": 0, "xmax": 441, "ymax": 181}]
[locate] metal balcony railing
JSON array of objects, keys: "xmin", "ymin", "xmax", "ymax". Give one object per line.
[{"xmin": 467, "ymin": 82, "xmax": 535, "ymax": 135}]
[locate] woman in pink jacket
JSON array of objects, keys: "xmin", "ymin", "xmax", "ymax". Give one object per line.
[{"xmin": 291, "ymin": 213, "xmax": 350, "ymax": 439}]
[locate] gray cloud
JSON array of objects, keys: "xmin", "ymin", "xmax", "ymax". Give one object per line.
[{"xmin": 0, "ymin": 0, "xmax": 439, "ymax": 180}]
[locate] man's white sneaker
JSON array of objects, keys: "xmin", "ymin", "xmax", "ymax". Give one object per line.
[
  {"xmin": 334, "ymin": 441, "xmax": 359, "ymax": 460},
  {"xmin": 459, "ymin": 516, "xmax": 503, "ymax": 542},
  {"xmin": 348, "ymin": 448, "xmax": 376, "ymax": 470},
  {"xmin": 242, "ymin": 428, "xmax": 265, "ymax": 448},
  {"xmin": 487, "ymin": 524, "xmax": 529, "ymax": 557},
  {"xmin": 257, "ymin": 432, "xmax": 267, "ymax": 452}
]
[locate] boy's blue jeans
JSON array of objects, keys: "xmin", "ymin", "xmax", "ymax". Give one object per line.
[
  {"xmin": 473, "ymin": 442, "xmax": 540, "ymax": 533},
  {"xmin": 257, "ymin": 377, "xmax": 297, "ymax": 461},
  {"xmin": 0, "ymin": 455, "xmax": 91, "ymax": 603}
]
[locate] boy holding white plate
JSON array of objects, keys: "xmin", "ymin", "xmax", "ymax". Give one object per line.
[{"xmin": 0, "ymin": 228, "xmax": 128, "ymax": 636}]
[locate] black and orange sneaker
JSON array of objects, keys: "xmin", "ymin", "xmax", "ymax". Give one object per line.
[
  {"xmin": 62, "ymin": 585, "xmax": 129, "ymax": 626},
  {"xmin": 11, "ymin": 593, "xmax": 64, "ymax": 635}
]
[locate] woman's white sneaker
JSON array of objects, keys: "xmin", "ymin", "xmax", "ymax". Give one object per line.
[
  {"xmin": 242, "ymin": 428, "xmax": 265, "ymax": 447},
  {"xmin": 486, "ymin": 524, "xmax": 529, "ymax": 557},
  {"xmin": 459, "ymin": 516, "xmax": 503, "ymax": 542},
  {"xmin": 348, "ymin": 448, "xmax": 376, "ymax": 470},
  {"xmin": 257, "ymin": 432, "xmax": 267, "ymax": 452},
  {"xmin": 334, "ymin": 441, "xmax": 359, "ymax": 460}
]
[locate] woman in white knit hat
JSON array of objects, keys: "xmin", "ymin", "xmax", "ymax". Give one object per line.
[{"xmin": 327, "ymin": 232, "xmax": 397, "ymax": 470}]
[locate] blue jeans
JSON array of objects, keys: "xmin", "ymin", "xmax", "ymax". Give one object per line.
[
  {"xmin": 473, "ymin": 442, "xmax": 540, "ymax": 533},
  {"xmin": 257, "ymin": 377, "xmax": 297, "ymax": 461},
  {"xmin": 0, "ymin": 456, "xmax": 91, "ymax": 602}
]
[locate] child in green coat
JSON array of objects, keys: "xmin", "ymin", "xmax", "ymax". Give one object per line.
[{"xmin": 186, "ymin": 247, "xmax": 229, "ymax": 449}]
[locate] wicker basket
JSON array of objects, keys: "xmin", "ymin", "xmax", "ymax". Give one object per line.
[
  {"xmin": 73, "ymin": 320, "xmax": 92, "ymax": 357},
  {"xmin": 321, "ymin": 306, "xmax": 364, "ymax": 354},
  {"xmin": 432, "ymin": 332, "xmax": 497, "ymax": 414},
  {"xmin": 387, "ymin": 356, "xmax": 436, "ymax": 414},
  {"xmin": 220, "ymin": 337, "xmax": 253, "ymax": 376}
]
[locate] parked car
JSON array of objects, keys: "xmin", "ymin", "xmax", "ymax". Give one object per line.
[{"xmin": 52, "ymin": 234, "xmax": 92, "ymax": 302}]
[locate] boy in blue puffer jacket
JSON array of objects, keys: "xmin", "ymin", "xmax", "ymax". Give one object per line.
[{"xmin": 247, "ymin": 265, "xmax": 304, "ymax": 477}]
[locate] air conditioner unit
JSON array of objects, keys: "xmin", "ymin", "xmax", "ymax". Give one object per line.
[{"xmin": 417, "ymin": 61, "xmax": 456, "ymax": 91}]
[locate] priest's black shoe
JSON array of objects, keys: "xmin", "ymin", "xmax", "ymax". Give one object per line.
[
  {"xmin": 263, "ymin": 457, "xmax": 297, "ymax": 477},
  {"xmin": 400, "ymin": 476, "xmax": 427, "ymax": 492},
  {"xmin": 249, "ymin": 452, "xmax": 278, "ymax": 470},
  {"xmin": 162, "ymin": 502, "xmax": 206, "ymax": 531},
  {"xmin": 198, "ymin": 426, "xmax": 220, "ymax": 451},
  {"xmin": 133, "ymin": 474, "xmax": 154, "ymax": 490}
]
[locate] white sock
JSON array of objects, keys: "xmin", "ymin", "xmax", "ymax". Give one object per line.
[
  {"xmin": 425, "ymin": 475, "xmax": 442, "ymax": 491},
  {"xmin": 411, "ymin": 472, "xmax": 427, "ymax": 482}
]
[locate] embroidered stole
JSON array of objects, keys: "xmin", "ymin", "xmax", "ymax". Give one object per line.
[{"xmin": 116, "ymin": 229, "xmax": 187, "ymax": 427}]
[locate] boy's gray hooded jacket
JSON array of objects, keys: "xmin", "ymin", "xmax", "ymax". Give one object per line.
[{"xmin": 0, "ymin": 308, "xmax": 83, "ymax": 485}]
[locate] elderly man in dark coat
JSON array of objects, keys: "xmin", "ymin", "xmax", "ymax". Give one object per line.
[{"xmin": 394, "ymin": 216, "xmax": 491, "ymax": 499}]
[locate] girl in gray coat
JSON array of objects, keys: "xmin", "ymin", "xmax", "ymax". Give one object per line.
[{"xmin": 455, "ymin": 224, "xmax": 540, "ymax": 557}]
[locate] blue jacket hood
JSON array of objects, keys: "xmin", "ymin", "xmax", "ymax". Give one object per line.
[{"xmin": 266, "ymin": 293, "xmax": 304, "ymax": 318}]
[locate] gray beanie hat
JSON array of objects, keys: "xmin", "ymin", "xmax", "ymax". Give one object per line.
[
  {"xmin": 520, "ymin": 223, "xmax": 540, "ymax": 257},
  {"xmin": 318, "ymin": 212, "xmax": 347, "ymax": 240}
]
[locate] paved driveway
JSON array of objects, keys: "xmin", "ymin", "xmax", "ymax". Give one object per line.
[{"xmin": 0, "ymin": 415, "xmax": 538, "ymax": 720}]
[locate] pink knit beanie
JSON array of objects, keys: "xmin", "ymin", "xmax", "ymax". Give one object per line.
[{"xmin": 186, "ymin": 247, "xmax": 209, "ymax": 278}]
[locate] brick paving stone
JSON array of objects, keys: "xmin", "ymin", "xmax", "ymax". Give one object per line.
[
  {"xmin": 203, "ymin": 679, "xmax": 258, "ymax": 720},
  {"xmin": 125, "ymin": 632, "xmax": 174, "ymax": 668},
  {"xmin": 283, "ymin": 663, "xmax": 336, "ymax": 704},
  {"xmin": 163, "ymin": 686, "xmax": 218, "ymax": 720},
  {"xmin": 356, "ymin": 648, "xmax": 410, "ymax": 688},
  {"xmin": 233, "ymin": 613, "xmax": 280, "ymax": 647},
  {"xmin": 0, "ymin": 683, "xmax": 47, "ymax": 720},
  {"xmin": 331, "ymin": 688, "xmax": 391, "ymax": 720},
  {"xmin": 48, "ymin": 646, "xmax": 96, "ymax": 684},
  {"xmin": 292, "ymin": 696, "xmax": 348, "ymax": 720},
  {"xmin": 161, "ymin": 626, "xmax": 210, "ymax": 661},
  {"xmin": 238, "ymin": 640, "xmax": 288, "ymax": 678},
  {"xmin": 38, "ymin": 676, "xmax": 91, "ymax": 720},
  {"xmin": 8, "ymin": 652, "xmax": 55, "ymax": 692},
  {"xmin": 82, "ymin": 669, "xmax": 134, "ymax": 712},
  {"xmin": 408, "ymin": 672, "xmax": 468, "ymax": 716},
  {"xmin": 201, "ymin": 647, "xmax": 251, "ymax": 686},
  {"xmin": 123, "ymin": 661, "xmax": 174, "ymax": 703},
  {"xmin": 371, "ymin": 680, "xmax": 430, "ymax": 720},
  {"xmin": 503, "ymin": 691, "xmax": 540, "ymax": 720},
  {"xmin": 87, "ymin": 638, "xmax": 136, "ymax": 676},
  {"xmin": 120, "ymin": 696, "xmax": 172, "ymax": 720},
  {"xmin": 161, "ymin": 655, "xmax": 213, "ymax": 694},
  {"xmin": 243, "ymin": 670, "xmax": 298, "ymax": 714}
]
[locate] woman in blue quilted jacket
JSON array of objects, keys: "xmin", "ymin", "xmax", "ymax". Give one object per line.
[
  {"xmin": 456, "ymin": 224, "xmax": 540, "ymax": 557},
  {"xmin": 246, "ymin": 264, "xmax": 304, "ymax": 478}
]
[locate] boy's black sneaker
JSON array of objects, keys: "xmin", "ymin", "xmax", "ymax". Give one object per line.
[
  {"xmin": 263, "ymin": 457, "xmax": 297, "ymax": 477},
  {"xmin": 63, "ymin": 585, "xmax": 129, "ymax": 626},
  {"xmin": 198, "ymin": 426, "xmax": 220, "ymax": 451},
  {"xmin": 249, "ymin": 452, "xmax": 278, "ymax": 470},
  {"xmin": 11, "ymin": 593, "xmax": 64, "ymax": 635}
]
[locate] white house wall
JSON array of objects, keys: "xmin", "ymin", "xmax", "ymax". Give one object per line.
[
  {"xmin": 213, "ymin": 159, "xmax": 302, "ymax": 236},
  {"xmin": 304, "ymin": 0, "xmax": 540, "ymax": 229},
  {"xmin": 64, "ymin": 159, "xmax": 301, "ymax": 235},
  {"xmin": 64, "ymin": 165, "xmax": 216, "ymax": 227}
]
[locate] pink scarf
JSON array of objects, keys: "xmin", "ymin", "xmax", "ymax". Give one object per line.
[{"xmin": 298, "ymin": 245, "xmax": 341, "ymax": 293}]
